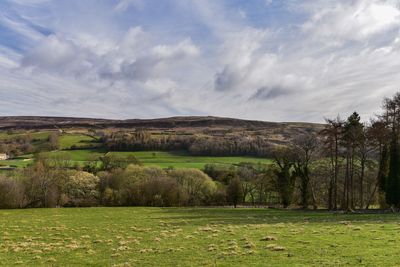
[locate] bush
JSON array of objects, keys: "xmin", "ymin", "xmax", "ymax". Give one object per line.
[
  {"xmin": 98, "ymin": 165, "xmax": 186, "ymax": 207},
  {"xmin": 168, "ymin": 168, "xmax": 216, "ymax": 205},
  {"xmin": 64, "ymin": 171, "xmax": 99, "ymax": 207},
  {"xmin": 0, "ymin": 176, "xmax": 26, "ymax": 208}
]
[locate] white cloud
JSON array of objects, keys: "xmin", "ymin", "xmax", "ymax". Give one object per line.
[
  {"xmin": 22, "ymin": 35, "xmax": 92, "ymax": 75},
  {"xmin": 114, "ymin": 0, "xmax": 144, "ymax": 12},
  {"xmin": 152, "ymin": 39, "xmax": 199, "ymax": 59},
  {"xmin": 20, "ymin": 30, "xmax": 200, "ymax": 84},
  {"xmin": 1, "ymin": 0, "xmax": 400, "ymax": 122},
  {"xmin": 302, "ymin": 1, "xmax": 400, "ymax": 41},
  {"xmin": 265, "ymin": 0, "xmax": 273, "ymax": 6}
]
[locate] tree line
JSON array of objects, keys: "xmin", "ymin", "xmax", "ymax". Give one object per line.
[
  {"xmin": 103, "ymin": 131, "xmax": 274, "ymax": 157},
  {"xmin": 0, "ymin": 154, "xmax": 253, "ymax": 208}
]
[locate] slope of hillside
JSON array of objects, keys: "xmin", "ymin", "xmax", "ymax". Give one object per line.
[
  {"xmin": 0, "ymin": 116, "xmax": 324, "ymax": 153},
  {"xmin": 0, "ymin": 115, "xmax": 323, "ymax": 131}
]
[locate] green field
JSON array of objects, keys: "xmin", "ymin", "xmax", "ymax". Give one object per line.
[
  {"xmin": 0, "ymin": 131, "xmax": 51, "ymax": 141},
  {"xmin": 3, "ymin": 149, "xmax": 272, "ymax": 170},
  {"xmin": 0, "ymin": 158, "xmax": 32, "ymax": 168},
  {"xmin": 59, "ymin": 134, "xmax": 98, "ymax": 150},
  {"xmin": 0, "ymin": 155, "xmax": 33, "ymax": 168},
  {"xmin": 0, "ymin": 207, "xmax": 399, "ymax": 266},
  {"xmin": 108, "ymin": 151, "xmax": 273, "ymax": 169}
]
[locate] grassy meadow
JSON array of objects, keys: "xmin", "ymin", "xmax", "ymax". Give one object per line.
[
  {"xmin": 58, "ymin": 134, "xmax": 99, "ymax": 150},
  {"xmin": 1, "ymin": 207, "xmax": 399, "ymax": 266},
  {"xmin": 0, "ymin": 131, "xmax": 52, "ymax": 141},
  {"xmin": 108, "ymin": 151, "xmax": 273, "ymax": 169}
]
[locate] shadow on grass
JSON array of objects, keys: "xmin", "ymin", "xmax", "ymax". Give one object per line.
[{"xmin": 159, "ymin": 207, "xmax": 400, "ymax": 226}]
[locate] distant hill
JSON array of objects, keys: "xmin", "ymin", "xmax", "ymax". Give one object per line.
[
  {"xmin": 0, "ymin": 115, "xmax": 323, "ymax": 131},
  {"xmin": 0, "ymin": 116, "xmax": 324, "ymax": 147}
]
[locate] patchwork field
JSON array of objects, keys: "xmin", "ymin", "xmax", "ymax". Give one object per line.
[
  {"xmin": 1, "ymin": 131, "xmax": 272, "ymax": 169},
  {"xmin": 0, "ymin": 127, "xmax": 278, "ymax": 172},
  {"xmin": 14, "ymin": 149, "xmax": 272, "ymax": 169},
  {"xmin": 0, "ymin": 208, "xmax": 399, "ymax": 266}
]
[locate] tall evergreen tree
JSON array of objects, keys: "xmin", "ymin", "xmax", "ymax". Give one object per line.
[
  {"xmin": 320, "ymin": 116, "xmax": 343, "ymax": 210},
  {"xmin": 342, "ymin": 112, "xmax": 362, "ymax": 210},
  {"xmin": 273, "ymin": 148, "xmax": 296, "ymax": 208},
  {"xmin": 292, "ymin": 134, "xmax": 318, "ymax": 209},
  {"xmin": 386, "ymin": 137, "xmax": 400, "ymax": 207},
  {"xmin": 382, "ymin": 93, "xmax": 400, "ymax": 208}
]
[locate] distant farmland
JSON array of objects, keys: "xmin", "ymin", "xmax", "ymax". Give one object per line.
[
  {"xmin": 44, "ymin": 150, "xmax": 272, "ymax": 169},
  {"xmin": 0, "ymin": 131, "xmax": 272, "ymax": 169}
]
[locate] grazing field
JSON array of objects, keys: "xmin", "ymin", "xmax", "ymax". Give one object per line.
[
  {"xmin": 0, "ymin": 208, "xmax": 399, "ymax": 266},
  {"xmin": 0, "ymin": 131, "xmax": 51, "ymax": 141},
  {"xmin": 59, "ymin": 134, "xmax": 99, "ymax": 150},
  {"xmin": 0, "ymin": 155, "xmax": 33, "ymax": 168},
  {"xmin": 108, "ymin": 151, "xmax": 273, "ymax": 169}
]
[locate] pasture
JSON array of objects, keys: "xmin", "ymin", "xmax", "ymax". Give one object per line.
[
  {"xmin": 0, "ymin": 131, "xmax": 51, "ymax": 141},
  {"xmin": 0, "ymin": 208, "xmax": 399, "ymax": 266},
  {"xmin": 107, "ymin": 151, "xmax": 273, "ymax": 169},
  {"xmin": 59, "ymin": 134, "xmax": 99, "ymax": 150}
]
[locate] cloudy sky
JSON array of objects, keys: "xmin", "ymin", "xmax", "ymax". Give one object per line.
[{"xmin": 1, "ymin": 0, "xmax": 400, "ymax": 122}]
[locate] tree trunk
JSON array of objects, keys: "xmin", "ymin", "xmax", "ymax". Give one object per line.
[
  {"xmin": 365, "ymin": 182, "xmax": 378, "ymax": 210},
  {"xmin": 350, "ymin": 147, "xmax": 355, "ymax": 210},
  {"xmin": 334, "ymin": 138, "xmax": 338, "ymax": 210},
  {"xmin": 360, "ymin": 155, "xmax": 365, "ymax": 209},
  {"xmin": 301, "ymin": 169, "xmax": 309, "ymax": 209},
  {"xmin": 310, "ymin": 181, "xmax": 318, "ymax": 210},
  {"xmin": 328, "ymin": 149, "xmax": 334, "ymax": 210},
  {"xmin": 344, "ymin": 155, "xmax": 348, "ymax": 210}
]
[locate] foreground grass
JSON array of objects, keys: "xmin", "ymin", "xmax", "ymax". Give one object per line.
[{"xmin": 1, "ymin": 208, "xmax": 400, "ymax": 266}]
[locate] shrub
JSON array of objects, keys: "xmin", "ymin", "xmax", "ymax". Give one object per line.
[
  {"xmin": 0, "ymin": 176, "xmax": 26, "ymax": 208},
  {"xmin": 64, "ymin": 171, "xmax": 100, "ymax": 207},
  {"xmin": 168, "ymin": 169, "xmax": 216, "ymax": 205}
]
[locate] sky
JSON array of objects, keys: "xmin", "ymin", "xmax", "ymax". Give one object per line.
[{"xmin": 1, "ymin": 0, "xmax": 400, "ymax": 122}]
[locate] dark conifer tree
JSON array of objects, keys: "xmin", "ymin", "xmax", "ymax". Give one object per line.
[{"xmin": 386, "ymin": 137, "xmax": 400, "ymax": 207}]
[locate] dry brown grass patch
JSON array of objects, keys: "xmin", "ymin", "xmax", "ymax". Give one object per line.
[{"xmin": 260, "ymin": 236, "xmax": 277, "ymax": 241}]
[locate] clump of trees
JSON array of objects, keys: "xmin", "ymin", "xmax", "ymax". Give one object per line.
[
  {"xmin": 0, "ymin": 155, "xmax": 221, "ymax": 208},
  {"xmin": 103, "ymin": 130, "xmax": 194, "ymax": 151},
  {"xmin": 313, "ymin": 92, "xmax": 400, "ymax": 210},
  {"xmin": 103, "ymin": 130, "xmax": 274, "ymax": 157}
]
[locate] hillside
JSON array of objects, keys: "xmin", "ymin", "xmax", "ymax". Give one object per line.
[{"xmin": 0, "ymin": 116, "xmax": 322, "ymax": 131}]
